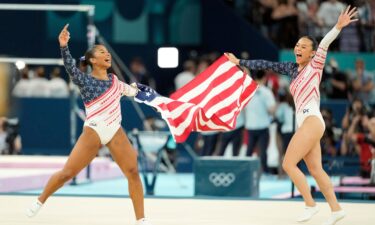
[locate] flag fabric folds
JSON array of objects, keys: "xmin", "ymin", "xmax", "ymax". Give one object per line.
[{"xmin": 135, "ymin": 55, "xmax": 258, "ymax": 143}]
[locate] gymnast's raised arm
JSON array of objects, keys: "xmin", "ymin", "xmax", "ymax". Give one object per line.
[{"xmin": 58, "ymin": 24, "xmax": 85, "ymax": 87}]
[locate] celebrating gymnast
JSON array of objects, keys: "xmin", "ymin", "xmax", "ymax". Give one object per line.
[
  {"xmin": 225, "ymin": 6, "xmax": 358, "ymax": 225},
  {"xmin": 26, "ymin": 24, "xmax": 152, "ymax": 225}
]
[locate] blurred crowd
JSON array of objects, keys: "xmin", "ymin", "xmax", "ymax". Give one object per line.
[
  {"xmin": 321, "ymin": 58, "xmax": 375, "ymax": 102},
  {"xmin": 225, "ymin": 0, "xmax": 375, "ymax": 51},
  {"xmin": 1, "ymin": 66, "xmax": 69, "ymax": 155},
  {"xmin": 12, "ymin": 66, "xmax": 69, "ymax": 98},
  {"xmin": 11, "ymin": 57, "xmax": 156, "ymax": 99}
]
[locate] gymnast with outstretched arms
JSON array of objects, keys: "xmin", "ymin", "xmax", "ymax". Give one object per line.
[{"xmin": 225, "ymin": 6, "xmax": 358, "ymax": 225}]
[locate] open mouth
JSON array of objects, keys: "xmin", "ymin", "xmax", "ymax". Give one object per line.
[
  {"xmin": 104, "ymin": 58, "xmax": 111, "ymax": 64},
  {"xmin": 295, "ymin": 54, "xmax": 302, "ymax": 59}
]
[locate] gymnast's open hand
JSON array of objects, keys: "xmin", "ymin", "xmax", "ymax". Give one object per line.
[
  {"xmin": 134, "ymin": 83, "xmax": 159, "ymax": 103},
  {"xmin": 336, "ymin": 5, "xmax": 358, "ymax": 30},
  {"xmin": 224, "ymin": 52, "xmax": 240, "ymax": 65}
]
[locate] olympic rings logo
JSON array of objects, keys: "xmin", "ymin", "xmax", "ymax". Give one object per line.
[{"xmin": 208, "ymin": 172, "xmax": 236, "ymax": 187}]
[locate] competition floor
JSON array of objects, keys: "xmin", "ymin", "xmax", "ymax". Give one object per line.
[
  {"xmin": 1, "ymin": 156, "xmax": 374, "ymax": 225},
  {"xmin": 2, "ymin": 195, "xmax": 375, "ymax": 225}
]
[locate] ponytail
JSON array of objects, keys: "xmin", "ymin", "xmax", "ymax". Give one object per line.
[
  {"xmin": 79, "ymin": 56, "xmax": 88, "ymax": 67},
  {"xmin": 80, "ymin": 45, "xmax": 99, "ymax": 68}
]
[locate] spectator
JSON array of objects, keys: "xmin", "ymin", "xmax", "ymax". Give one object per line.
[
  {"xmin": 347, "ymin": 114, "xmax": 373, "ymax": 177},
  {"xmin": 266, "ymin": 71, "xmax": 280, "ymax": 96},
  {"xmin": 317, "ymin": 0, "xmax": 346, "ymax": 50},
  {"xmin": 217, "ymin": 111, "xmax": 245, "ymax": 157},
  {"xmin": 12, "ymin": 66, "xmax": 32, "ymax": 97},
  {"xmin": 0, "ymin": 117, "xmax": 21, "ymax": 155},
  {"xmin": 341, "ymin": 98, "xmax": 369, "ymax": 156},
  {"xmin": 348, "ymin": 59, "xmax": 375, "ymax": 103},
  {"xmin": 49, "ymin": 67, "xmax": 69, "ymax": 98},
  {"xmin": 298, "ymin": 0, "xmax": 322, "ymax": 39},
  {"xmin": 321, "ymin": 108, "xmax": 340, "ymax": 156},
  {"xmin": 196, "ymin": 57, "xmax": 211, "ymax": 75},
  {"xmin": 200, "ymin": 131, "xmax": 220, "ymax": 156},
  {"xmin": 367, "ymin": 117, "xmax": 375, "ymax": 182},
  {"xmin": 271, "ymin": 0, "xmax": 299, "ymax": 48},
  {"xmin": 130, "ymin": 57, "xmax": 156, "ymax": 89},
  {"xmin": 342, "ymin": 98, "xmax": 368, "ymax": 130},
  {"xmin": 358, "ymin": 0, "xmax": 374, "ymax": 52},
  {"xmin": 368, "ymin": 117, "xmax": 375, "ymax": 142},
  {"xmin": 339, "ymin": 23, "xmax": 361, "ymax": 52},
  {"xmin": 275, "ymin": 89, "xmax": 294, "ymax": 151},
  {"xmin": 275, "ymin": 89, "xmax": 295, "ymax": 175},
  {"xmin": 371, "ymin": 0, "xmax": 375, "ymax": 51},
  {"xmin": 244, "ymin": 70, "xmax": 277, "ymax": 173},
  {"xmin": 249, "ymin": 0, "xmax": 277, "ymax": 39},
  {"xmin": 0, "ymin": 118, "xmax": 6, "ymax": 154},
  {"xmin": 28, "ymin": 66, "xmax": 50, "ymax": 97},
  {"xmin": 174, "ymin": 59, "xmax": 196, "ymax": 90},
  {"xmin": 322, "ymin": 58, "xmax": 349, "ymax": 99}
]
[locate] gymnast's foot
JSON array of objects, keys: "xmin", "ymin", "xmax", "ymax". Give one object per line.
[
  {"xmin": 322, "ymin": 210, "xmax": 346, "ymax": 225},
  {"xmin": 135, "ymin": 218, "xmax": 152, "ymax": 225},
  {"xmin": 26, "ymin": 199, "xmax": 43, "ymax": 218},
  {"xmin": 296, "ymin": 205, "xmax": 319, "ymax": 222}
]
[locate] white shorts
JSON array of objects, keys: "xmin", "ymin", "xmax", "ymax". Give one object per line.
[
  {"xmin": 84, "ymin": 120, "xmax": 121, "ymax": 145},
  {"xmin": 296, "ymin": 101, "xmax": 325, "ymax": 129}
]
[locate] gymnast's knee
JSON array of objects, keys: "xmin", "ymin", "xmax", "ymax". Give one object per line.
[
  {"xmin": 56, "ymin": 169, "xmax": 77, "ymax": 183},
  {"xmin": 125, "ymin": 167, "xmax": 140, "ymax": 180},
  {"xmin": 308, "ymin": 166, "xmax": 324, "ymax": 178},
  {"xmin": 282, "ymin": 160, "xmax": 297, "ymax": 173}
]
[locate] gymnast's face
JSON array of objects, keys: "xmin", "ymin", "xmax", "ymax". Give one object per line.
[
  {"xmin": 90, "ymin": 45, "xmax": 112, "ymax": 69},
  {"xmin": 294, "ymin": 38, "xmax": 315, "ymax": 66}
]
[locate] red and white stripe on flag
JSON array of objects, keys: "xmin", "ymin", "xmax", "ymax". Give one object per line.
[{"xmin": 146, "ymin": 55, "xmax": 258, "ymax": 143}]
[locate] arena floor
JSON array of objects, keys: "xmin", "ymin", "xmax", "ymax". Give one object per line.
[{"xmin": 1, "ymin": 195, "xmax": 374, "ymax": 225}]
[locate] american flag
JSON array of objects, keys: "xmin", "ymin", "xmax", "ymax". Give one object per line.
[{"xmin": 135, "ymin": 55, "xmax": 258, "ymax": 143}]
